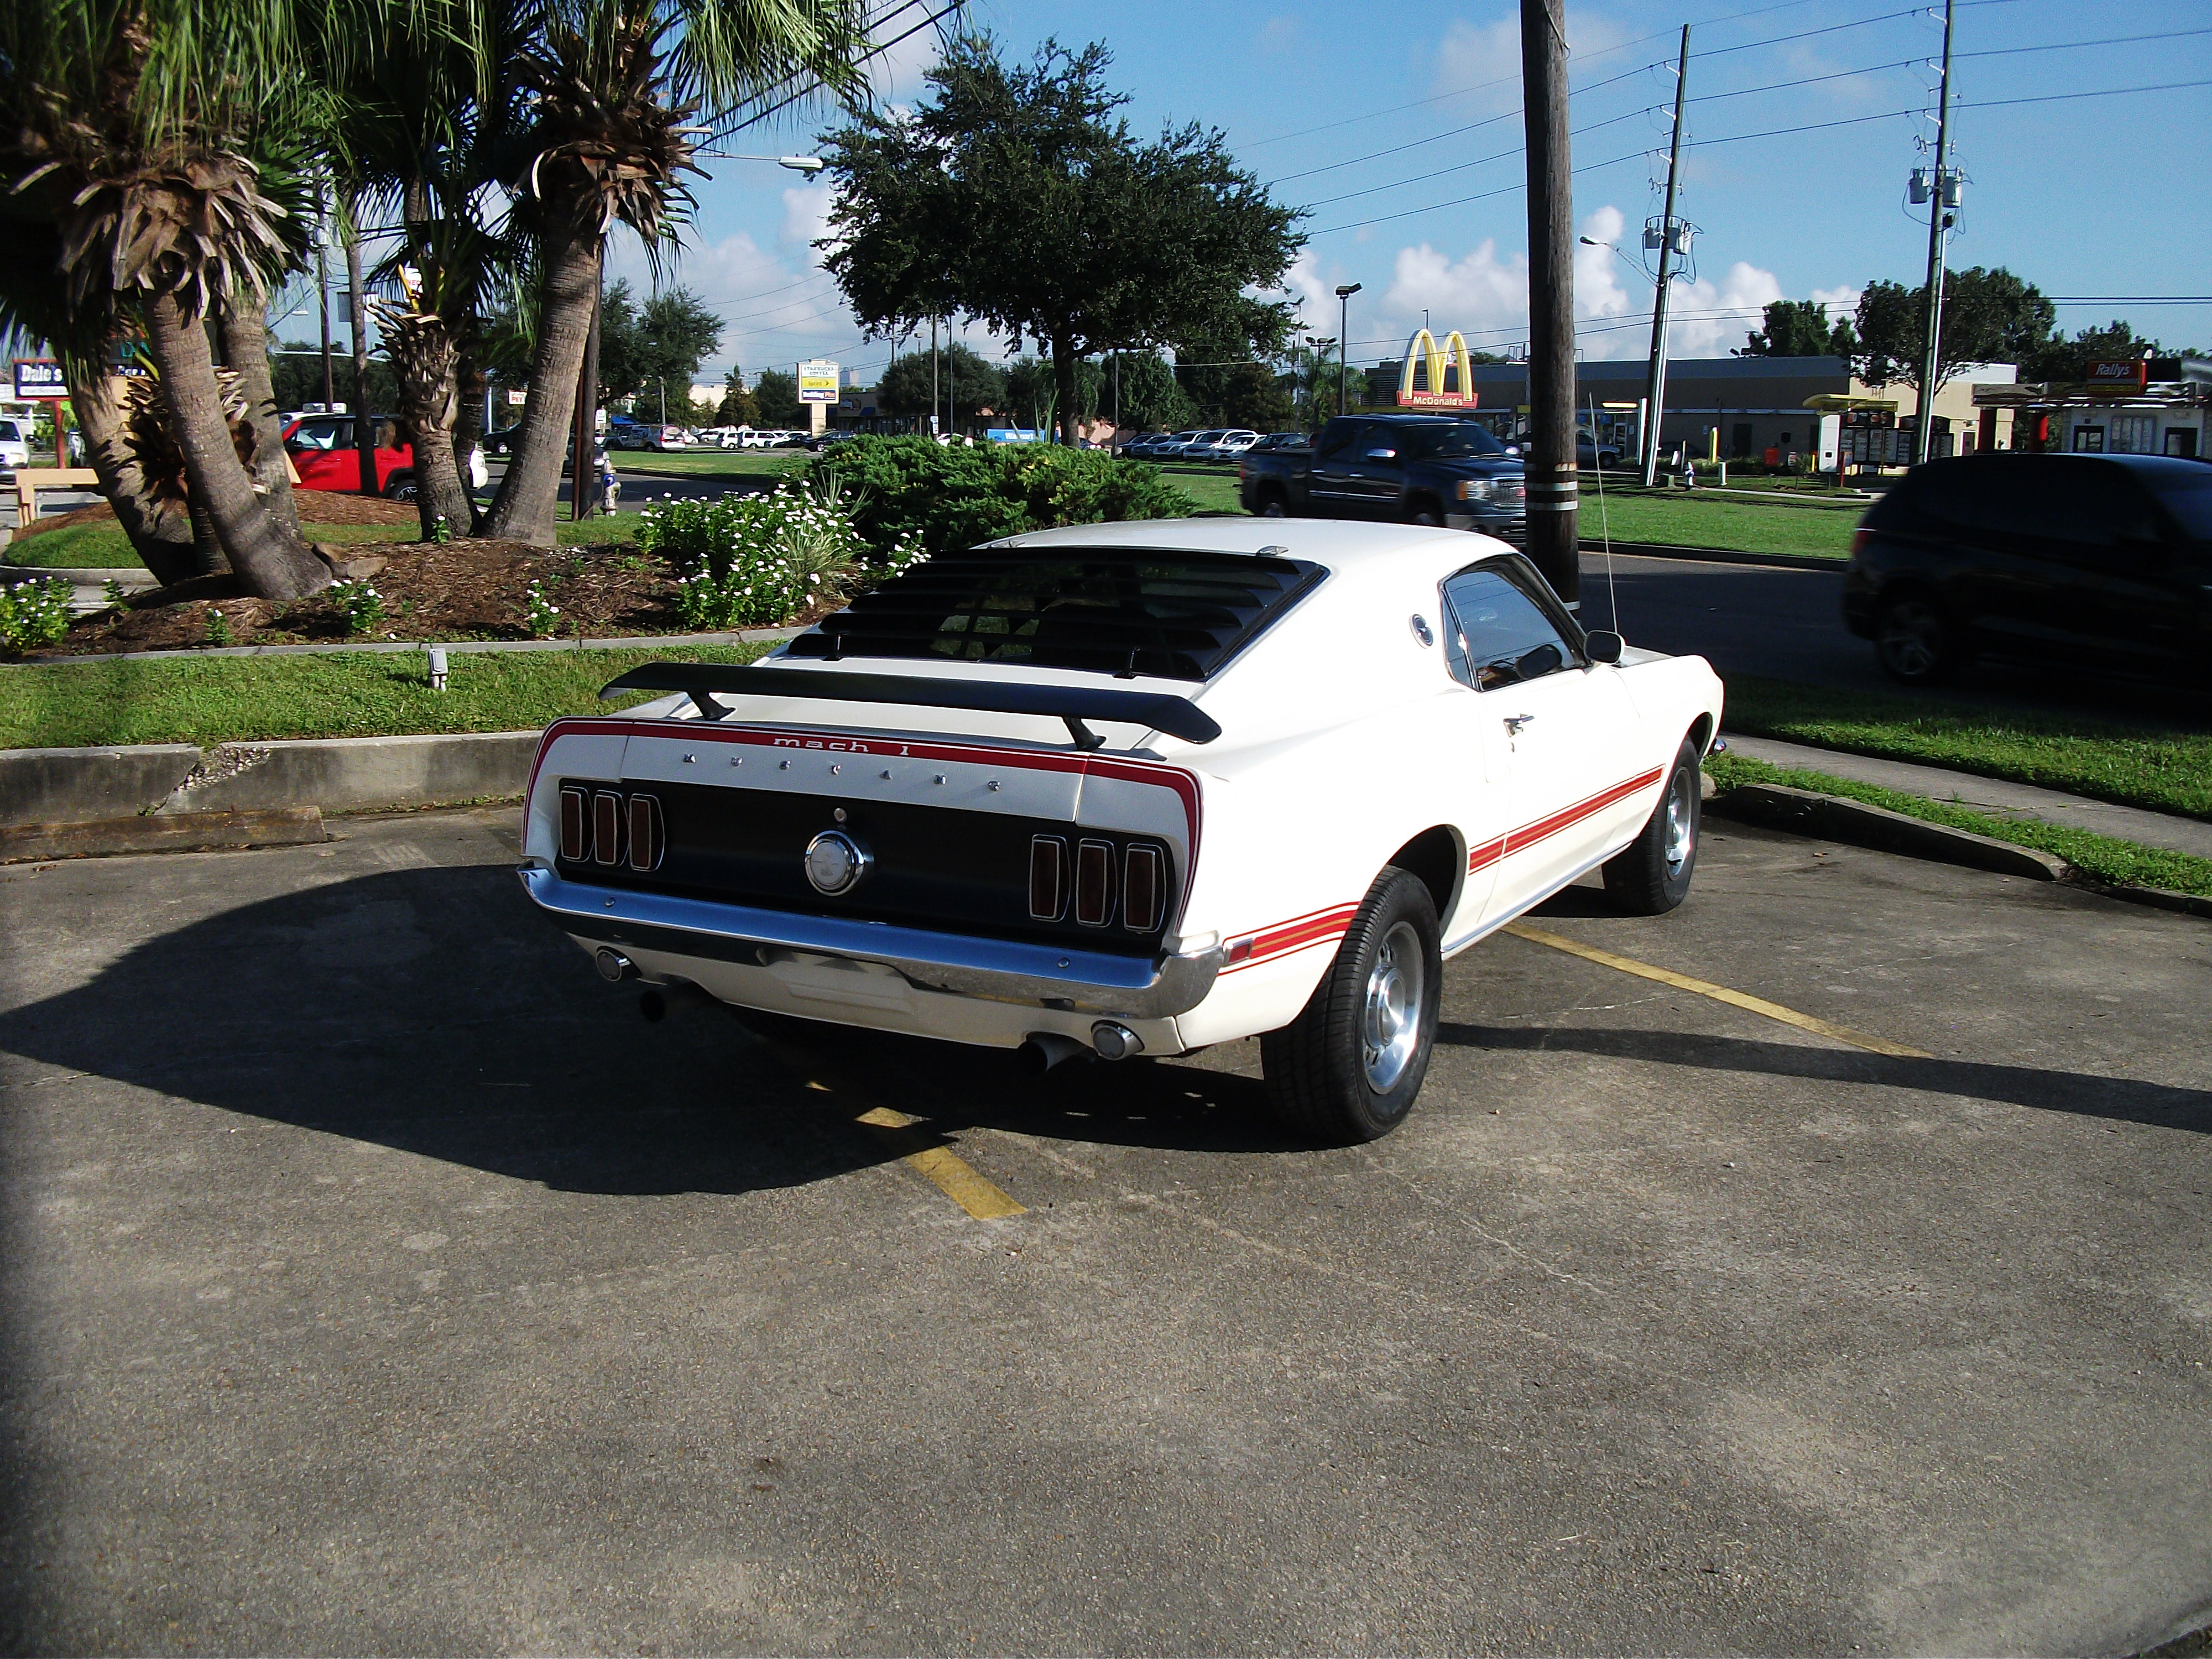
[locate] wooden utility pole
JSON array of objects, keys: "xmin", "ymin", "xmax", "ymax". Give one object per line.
[
  {"xmin": 1520, "ymin": 0, "xmax": 1578, "ymax": 606},
  {"xmin": 1642, "ymin": 26, "xmax": 1690, "ymax": 487},
  {"xmin": 1913, "ymin": 0, "xmax": 1957, "ymax": 465}
]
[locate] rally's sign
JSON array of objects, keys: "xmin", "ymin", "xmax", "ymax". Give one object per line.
[
  {"xmin": 797, "ymin": 359, "xmax": 839, "ymax": 403},
  {"xmin": 2085, "ymin": 359, "xmax": 2148, "ymax": 390},
  {"xmin": 1396, "ymin": 329, "xmax": 1478, "ymax": 409}
]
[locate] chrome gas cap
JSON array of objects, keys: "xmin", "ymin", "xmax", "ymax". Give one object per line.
[{"xmin": 803, "ymin": 828, "xmax": 872, "ymax": 895}]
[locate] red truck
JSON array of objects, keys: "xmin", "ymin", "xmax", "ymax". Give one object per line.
[{"xmin": 281, "ymin": 414, "xmax": 419, "ymax": 500}]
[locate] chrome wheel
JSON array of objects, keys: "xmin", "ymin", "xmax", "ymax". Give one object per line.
[
  {"xmin": 1877, "ymin": 598, "xmax": 1945, "ymax": 680},
  {"xmin": 1362, "ymin": 920, "xmax": 1426, "ymax": 1092},
  {"xmin": 1663, "ymin": 765, "xmax": 1697, "ymax": 877}
]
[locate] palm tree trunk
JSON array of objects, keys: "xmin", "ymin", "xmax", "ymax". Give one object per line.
[
  {"xmin": 143, "ymin": 292, "xmax": 330, "ymax": 601},
  {"xmin": 64, "ymin": 361, "xmax": 199, "ymax": 587},
  {"xmin": 479, "ymin": 230, "xmax": 601, "ymax": 546},
  {"xmin": 455, "ymin": 351, "xmax": 486, "ymax": 530},
  {"xmin": 215, "ymin": 288, "xmax": 304, "ymax": 540},
  {"xmin": 390, "ymin": 314, "xmax": 473, "ymax": 539}
]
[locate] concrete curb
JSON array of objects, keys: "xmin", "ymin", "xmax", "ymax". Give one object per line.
[
  {"xmin": 1709, "ymin": 781, "xmax": 2212, "ymax": 921},
  {"xmin": 1, "ymin": 731, "xmax": 542, "ymax": 823},
  {"xmin": 1709, "ymin": 782, "xmax": 2070, "ymax": 881},
  {"xmin": 161, "ymin": 732, "xmax": 542, "ymax": 816},
  {"xmin": 2, "ymin": 806, "xmax": 325, "ymax": 864},
  {"xmin": 9, "ymin": 624, "xmax": 803, "ymax": 667},
  {"xmin": 1580, "ymin": 540, "xmax": 1845, "ymax": 571}
]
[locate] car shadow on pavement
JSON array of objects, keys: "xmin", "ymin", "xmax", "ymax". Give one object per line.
[
  {"xmin": 0, "ymin": 865, "xmax": 1301, "ymax": 1195},
  {"xmin": 1439, "ymin": 1022, "xmax": 2212, "ymax": 1134}
]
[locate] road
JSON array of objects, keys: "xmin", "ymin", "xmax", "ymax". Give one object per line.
[{"xmin": 3, "ymin": 808, "xmax": 2208, "ymax": 1653}]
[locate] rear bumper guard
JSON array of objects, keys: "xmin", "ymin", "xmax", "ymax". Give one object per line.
[{"xmin": 518, "ymin": 865, "xmax": 1223, "ymax": 1021}]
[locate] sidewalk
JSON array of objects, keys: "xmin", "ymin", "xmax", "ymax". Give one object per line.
[{"xmin": 1720, "ymin": 732, "xmax": 2212, "ymax": 862}]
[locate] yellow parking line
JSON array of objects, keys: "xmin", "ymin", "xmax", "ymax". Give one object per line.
[
  {"xmin": 780, "ymin": 1061, "xmax": 1026, "ymax": 1219},
  {"xmin": 1501, "ymin": 922, "xmax": 1934, "ymax": 1060}
]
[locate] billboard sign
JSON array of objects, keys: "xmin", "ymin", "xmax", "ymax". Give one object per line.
[
  {"xmin": 12, "ymin": 358, "xmax": 66, "ymax": 400},
  {"xmin": 984, "ymin": 429, "xmax": 1042, "ymax": 444},
  {"xmin": 2085, "ymin": 359, "xmax": 2148, "ymax": 390},
  {"xmin": 797, "ymin": 359, "xmax": 839, "ymax": 403}
]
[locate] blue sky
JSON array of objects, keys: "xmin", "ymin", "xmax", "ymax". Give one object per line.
[{"xmin": 609, "ymin": 0, "xmax": 2212, "ymax": 384}]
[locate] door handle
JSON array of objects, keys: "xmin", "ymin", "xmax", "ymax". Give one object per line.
[{"xmin": 1503, "ymin": 713, "xmax": 1535, "ymax": 735}]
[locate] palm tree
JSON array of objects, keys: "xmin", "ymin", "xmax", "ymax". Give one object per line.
[
  {"xmin": 0, "ymin": 0, "xmax": 333, "ymax": 599},
  {"xmin": 478, "ymin": 0, "xmax": 877, "ymax": 546},
  {"xmin": 337, "ymin": 0, "xmax": 531, "ymax": 539}
]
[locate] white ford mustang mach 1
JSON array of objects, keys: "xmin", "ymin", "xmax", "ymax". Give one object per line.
[{"xmin": 519, "ymin": 518, "xmax": 1724, "ymax": 1142}]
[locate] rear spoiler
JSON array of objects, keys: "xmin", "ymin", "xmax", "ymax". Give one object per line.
[{"xmin": 597, "ymin": 661, "xmax": 1222, "ymax": 749}]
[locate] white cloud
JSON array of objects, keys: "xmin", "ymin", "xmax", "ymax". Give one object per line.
[
  {"xmin": 1662, "ymin": 260, "xmax": 1788, "ymax": 357},
  {"xmin": 1431, "ymin": 8, "xmax": 1632, "ymax": 106},
  {"xmin": 1260, "ymin": 16, "xmax": 1301, "ymax": 54},
  {"xmin": 865, "ymin": 9, "xmax": 943, "ymax": 100},
  {"xmin": 1373, "ymin": 205, "xmax": 1642, "ymax": 360},
  {"xmin": 781, "ymin": 178, "xmax": 837, "ymax": 264}
]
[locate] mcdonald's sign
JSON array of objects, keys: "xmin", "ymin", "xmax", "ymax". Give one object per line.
[{"xmin": 1396, "ymin": 328, "xmax": 1479, "ymax": 409}]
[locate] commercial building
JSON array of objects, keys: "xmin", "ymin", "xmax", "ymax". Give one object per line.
[
  {"xmin": 1969, "ymin": 359, "xmax": 2205, "ymax": 460},
  {"xmin": 1363, "ymin": 354, "xmax": 2011, "ymax": 467}
]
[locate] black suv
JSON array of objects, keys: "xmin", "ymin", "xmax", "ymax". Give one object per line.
[{"xmin": 1841, "ymin": 452, "xmax": 2212, "ymax": 685}]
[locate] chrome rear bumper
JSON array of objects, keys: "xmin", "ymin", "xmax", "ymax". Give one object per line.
[{"xmin": 517, "ymin": 865, "xmax": 1223, "ymax": 1021}]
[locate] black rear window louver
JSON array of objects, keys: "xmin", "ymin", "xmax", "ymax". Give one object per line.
[{"xmin": 783, "ymin": 547, "xmax": 1327, "ymax": 682}]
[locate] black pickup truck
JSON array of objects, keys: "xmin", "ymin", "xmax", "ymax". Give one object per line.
[{"xmin": 1237, "ymin": 413, "xmax": 1527, "ymax": 541}]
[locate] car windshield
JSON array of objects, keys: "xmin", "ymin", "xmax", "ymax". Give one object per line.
[
  {"xmin": 1411, "ymin": 423, "xmax": 1507, "ymax": 460},
  {"xmin": 784, "ymin": 547, "xmax": 1328, "ymax": 681},
  {"xmin": 2154, "ymin": 471, "xmax": 2212, "ymax": 539},
  {"xmin": 0, "ymin": 421, "xmax": 18, "ymax": 441}
]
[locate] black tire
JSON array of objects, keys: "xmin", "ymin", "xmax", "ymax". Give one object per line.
[
  {"xmin": 1261, "ymin": 868, "xmax": 1442, "ymax": 1144},
  {"xmin": 1258, "ymin": 491, "xmax": 1288, "ymax": 518},
  {"xmin": 1407, "ymin": 497, "xmax": 1444, "ymax": 527},
  {"xmin": 1875, "ymin": 591, "xmax": 1961, "ymax": 685},
  {"xmin": 382, "ymin": 472, "xmax": 419, "ymax": 503},
  {"xmin": 1603, "ymin": 738, "xmax": 1703, "ymax": 915}
]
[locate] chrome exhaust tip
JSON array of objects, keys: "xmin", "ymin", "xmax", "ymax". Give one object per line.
[
  {"xmin": 594, "ymin": 947, "xmax": 637, "ymax": 982},
  {"xmin": 1090, "ymin": 1022, "xmax": 1144, "ymax": 1061},
  {"xmin": 1016, "ymin": 1032, "xmax": 1089, "ymax": 1075}
]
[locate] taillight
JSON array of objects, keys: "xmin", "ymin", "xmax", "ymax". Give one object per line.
[
  {"xmin": 1850, "ymin": 528, "xmax": 1871, "ymax": 560},
  {"xmin": 560, "ymin": 786, "xmax": 588, "ymax": 862},
  {"xmin": 1074, "ymin": 839, "xmax": 1114, "ymax": 927},
  {"xmin": 592, "ymin": 791, "xmax": 623, "ymax": 867},
  {"xmin": 1123, "ymin": 844, "xmax": 1163, "ymax": 932},
  {"xmin": 1029, "ymin": 836, "xmax": 1067, "ymax": 920},
  {"xmin": 627, "ymin": 794, "xmax": 662, "ymax": 872}
]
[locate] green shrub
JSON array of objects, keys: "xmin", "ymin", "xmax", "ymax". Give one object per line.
[
  {"xmin": 0, "ymin": 575, "xmax": 75, "ymax": 652},
  {"xmin": 638, "ymin": 475, "xmax": 926, "ymax": 631},
  {"xmin": 325, "ymin": 580, "xmax": 385, "ymax": 635},
  {"xmin": 803, "ymin": 434, "xmax": 1201, "ymax": 557}
]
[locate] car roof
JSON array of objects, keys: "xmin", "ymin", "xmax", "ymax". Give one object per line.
[
  {"xmin": 1925, "ymin": 451, "xmax": 2210, "ymax": 487},
  {"xmin": 985, "ymin": 514, "xmax": 1481, "ymax": 575}
]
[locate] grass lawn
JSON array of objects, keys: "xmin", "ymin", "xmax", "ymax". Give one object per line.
[
  {"xmin": 1706, "ymin": 751, "xmax": 2212, "ymax": 899},
  {"xmin": 7, "ymin": 513, "xmax": 639, "ymax": 570},
  {"xmin": 1156, "ymin": 467, "xmax": 1245, "ymax": 515},
  {"xmin": 1721, "ymin": 674, "xmax": 2212, "ymax": 823},
  {"xmin": 611, "ymin": 449, "xmax": 807, "ymax": 479},
  {"xmin": 0, "ymin": 641, "xmax": 764, "ymax": 750},
  {"xmin": 1586, "ymin": 489, "xmax": 1860, "ymax": 557}
]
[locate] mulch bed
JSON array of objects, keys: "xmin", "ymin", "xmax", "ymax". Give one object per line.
[{"xmin": 32, "ymin": 538, "xmax": 696, "ymax": 658}]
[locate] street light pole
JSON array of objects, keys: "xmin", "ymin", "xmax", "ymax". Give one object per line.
[
  {"xmin": 1335, "ymin": 284, "xmax": 1362, "ymax": 418},
  {"xmin": 1913, "ymin": 0, "xmax": 1958, "ymax": 466},
  {"xmin": 1642, "ymin": 24, "xmax": 1691, "ymax": 487}
]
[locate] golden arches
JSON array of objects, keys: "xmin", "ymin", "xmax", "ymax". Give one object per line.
[{"xmin": 1396, "ymin": 329, "xmax": 1479, "ymax": 408}]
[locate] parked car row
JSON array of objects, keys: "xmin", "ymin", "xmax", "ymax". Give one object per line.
[{"xmin": 1120, "ymin": 429, "xmax": 1297, "ymax": 464}]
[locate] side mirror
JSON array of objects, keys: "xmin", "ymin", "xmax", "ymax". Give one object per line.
[
  {"xmin": 1515, "ymin": 641, "xmax": 1564, "ymax": 680},
  {"xmin": 1364, "ymin": 447, "xmax": 1399, "ymax": 461},
  {"xmin": 1505, "ymin": 445, "xmax": 1522, "ymax": 456},
  {"xmin": 1584, "ymin": 629, "xmax": 1624, "ymax": 664}
]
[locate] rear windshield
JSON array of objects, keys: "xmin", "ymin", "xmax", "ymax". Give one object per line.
[{"xmin": 784, "ymin": 547, "xmax": 1328, "ymax": 681}]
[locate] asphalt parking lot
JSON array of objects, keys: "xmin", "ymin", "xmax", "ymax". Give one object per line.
[{"xmin": 2, "ymin": 808, "xmax": 2208, "ymax": 1654}]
